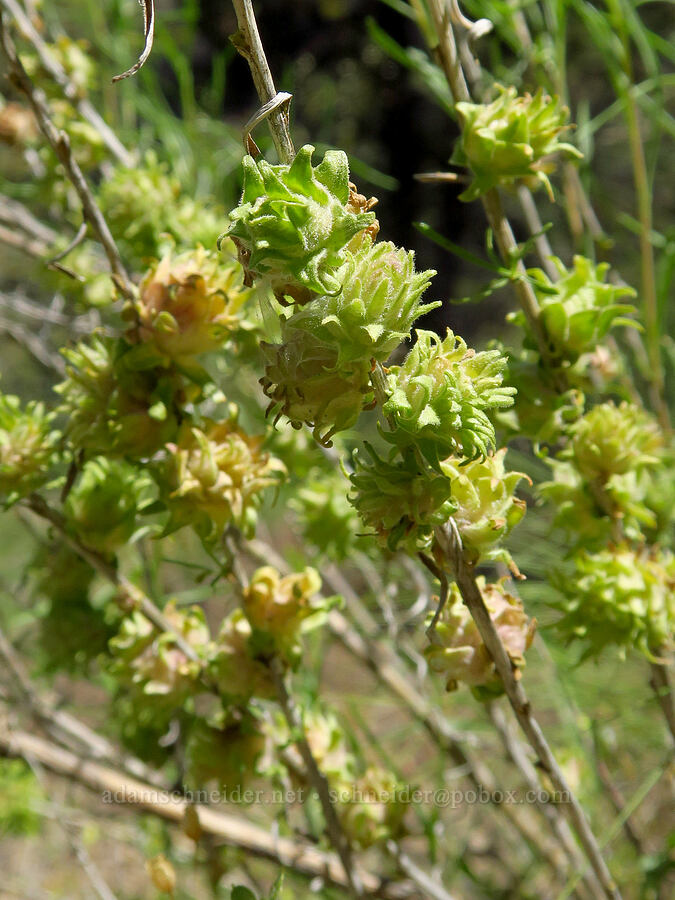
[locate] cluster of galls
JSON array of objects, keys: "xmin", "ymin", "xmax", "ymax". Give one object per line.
[
  {"xmin": 103, "ymin": 559, "xmax": 403, "ymax": 850},
  {"xmin": 425, "ymin": 578, "xmax": 535, "ymax": 697},
  {"xmin": 51, "ymin": 244, "xmax": 284, "ymax": 544},
  {"xmin": 273, "ymin": 708, "xmax": 409, "ymax": 849},
  {"xmin": 502, "ymin": 247, "xmax": 673, "ymax": 661},
  {"xmin": 110, "ymin": 563, "xmax": 328, "ymax": 775},
  {"xmin": 0, "ymin": 391, "xmax": 58, "ymax": 503},
  {"xmin": 502, "ymin": 256, "xmax": 639, "ymax": 446},
  {"xmin": 542, "ymin": 402, "xmax": 674, "ymax": 659},
  {"xmin": 452, "ymin": 85, "xmax": 581, "ymax": 201},
  {"xmin": 224, "ymin": 144, "xmax": 441, "ymax": 444},
  {"xmin": 225, "ymin": 143, "xmax": 534, "ymax": 691}
]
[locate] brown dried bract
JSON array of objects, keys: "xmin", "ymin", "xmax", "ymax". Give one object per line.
[{"xmin": 347, "ymin": 182, "xmax": 380, "ymax": 241}]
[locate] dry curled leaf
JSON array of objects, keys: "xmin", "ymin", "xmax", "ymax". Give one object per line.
[{"xmin": 113, "ymin": 0, "xmax": 155, "ymax": 83}]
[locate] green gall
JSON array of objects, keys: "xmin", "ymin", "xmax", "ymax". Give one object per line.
[
  {"xmin": 33, "ymin": 544, "xmax": 111, "ymax": 675},
  {"xmin": 565, "ymin": 402, "xmax": 662, "ymax": 482},
  {"xmin": 541, "ymin": 460, "xmax": 658, "ymax": 551},
  {"xmin": 226, "ymin": 144, "xmax": 375, "ymax": 297},
  {"xmin": 209, "ymin": 609, "xmax": 275, "ymax": 704},
  {"xmin": 64, "ymin": 457, "xmax": 152, "ymax": 555},
  {"xmin": 285, "ymin": 239, "xmax": 438, "ymax": 365},
  {"xmin": 425, "ymin": 577, "xmax": 535, "ymax": 694},
  {"xmin": 109, "ymin": 602, "xmax": 210, "ymax": 718},
  {"xmin": 383, "ymin": 329, "xmax": 516, "ymax": 465},
  {"xmin": 162, "ymin": 417, "xmax": 286, "ymax": 539},
  {"xmin": 338, "ymin": 767, "xmax": 409, "ymax": 850},
  {"xmin": 498, "ymin": 348, "xmax": 585, "ymax": 444},
  {"xmin": 349, "ymin": 445, "xmax": 456, "ymax": 552},
  {"xmin": 440, "ymin": 450, "xmax": 528, "ymax": 570},
  {"xmin": 290, "ymin": 471, "xmax": 361, "ymax": 561},
  {"xmin": 99, "ymin": 153, "xmax": 223, "ymax": 265},
  {"xmin": 556, "ymin": 547, "xmax": 674, "ymax": 660},
  {"xmin": 297, "ymin": 709, "xmax": 358, "ymax": 784},
  {"xmin": 187, "ymin": 713, "xmax": 266, "ymax": 793},
  {"xmin": 452, "ymin": 85, "xmax": 581, "ymax": 201},
  {"xmin": 243, "ymin": 566, "xmax": 328, "ymax": 664},
  {"xmin": 260, "ymin": 331, "xmax": 373, "ymax": 446},
  {"xmin": 0, "ymin": 392, "xmax": 57, "ymax": 501},
  {"xmin": 56, "ymin": 336, "xmax": 183, "ymax": 459},
  {"xmin": 270, "ymin": 706, "xmax": 358, "ymax": 796},
  {"xmin": 23, "ymin": 36, "xmax": 96, "ymax": 97},
  {"xmin": 642, "ymin": 453, "xmax": 675, "ymax": 548},
  {"xmin": 124, "ymin": 245, "xmax": 250, "ymax": 359},
  {"xmin": 509, "ymin": 256, "xmax": 637, "ymax": 362}
]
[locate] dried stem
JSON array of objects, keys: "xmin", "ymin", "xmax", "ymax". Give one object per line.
[
  {"xmin": 0, "ymin": 19, "xmax": 135, "ymax": 300},
  {"xmin": 0, "ymin": 622, "xmax": 164, "ymax": 786},
  {"xmin": 517, "ymin": 185, "xmax": 558, "ymax": 281},
  {"xmin": 0, "ymin": 728, "xmax": 412, "ymax": 898},
  {"xmin": 0, "ymin": 0, "xmax": 133, "ymax": 166},
  {"xmin": 0, "ymin": 222, "xmax": 49, "ymax": 259},
  {"xmin": 229, "ymin": 0, "xmax": 295, "ymax": 163},
  {"xmin": 488, "ymin": 701, "xmax": 604, "ymax": 900},
  {"xmin": 386, "ymin": 839, "xmax": 457, "ymax": 900},
  {"xmin": 0, "ymin": 193, "xmax": 59, "ymax": 245},
  {"xmin": 23, "ymin": 494, "xmax": 201, "ymax": 666},
  {"xmin": 0, "ymin": 291, "xmax": 97, "ymax": 334},
  {"xmin": 269, "ymin": 657, "xmax": 365, "ymax": 898},
  {"xmin": 435, "ymin": 524, "xmax": 621, "ymax": 900},
  {"xmin": 591, "ymin": 745, "xmax": 646, "ymax": 855},
  {"xmin": 0, "ymin": 312, "xmax": 65, "ymax": 372},
  {"xmin": 649, "ymin": 660, "xmax": 675, "ymax": 746},
  {"xmin": 244, "ymin": 538, "xmax": 572, "ymax": 880}
]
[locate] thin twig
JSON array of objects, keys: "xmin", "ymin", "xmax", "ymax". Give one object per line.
[
  {"xmin": 435, "ymin": 523, "xmax": 621, "ymax": 900},
  {"xmin": 48, "ymin": 220, "xmax": 88, "ymax": 264},
  {"xmin": 112, "ymin": 0, "xmax": 155, "ymax": 83},
  {"xmin": 0, "ymin": 290, "xmax": 95, "ymax": 332},
  {"xmin": 229, "ymin": 0, "xmax": 295, "ymax": 164},
  {"xmin": 386, "ymin": 839, "xmax": 457, "ymax": 900},
  {"xmin": 591, "ymin": 746, "xmax": 646, "ymax": 855},
  {"xmin": 0, "ymin": 19, "xmax": 135, "ymax": 300},
  {"xmin": 517, "ymin": 186, "xmax": 558, "ymax": 281},
  {"xmin": 0, "ymin": 0, "xmax": 133, "ymax": 165},
  {"xmin": 649, "ymin": 660, "xmax": 675, "ymax": 746},
  {"xmin": 270, "ymin": 657, "xmax": 365, "ymax": 898},
  {"xmin": 23, "ymin": 494, "xmax": 201, "ymax": 666},
  {"xmin": 0, "ymin": 313, "xmax": 65, "ymax": 372},
  {"xmin": 0, "ymin": 622, "xmax": 164, "ymax": 786},
  {"xmin": 418, "ymin": 550, "xmax": 449, "ymax": 639},
  {"xmin": 0, "ymin": 192, "xmax": 59, "ymax": 244},
  {"xmin": 0, "ymin": 728, "xmax": 413, "ymax": 899},
  {"xmin": 0, "ymin": 222, "xmax": 49, "ymax": 258},
  {"xmin": 488, "ymin": 701, "xmax": 604, "ymax": 900}
]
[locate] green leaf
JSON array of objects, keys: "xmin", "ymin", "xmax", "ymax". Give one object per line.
[{"xmin": 231, "ymin": 887, "xmax": 257, "ymax": 900}]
